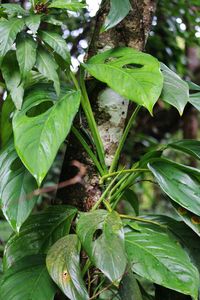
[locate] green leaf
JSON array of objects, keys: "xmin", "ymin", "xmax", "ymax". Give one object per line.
[
  {"xmin": 0, "ymin": 18, "xmax": 24, "ymax": 56},
  {"xmin": 189, "ymin": 92, "xmax": 200, "ymax": 111},
  {"xmin": 102, "ymin": 0, "xmax": 132, "ymax": 31},
  {"xmin": 46, "ymin": 235, "xmax": 89, "ymax": 300},
  {"xmin": 168, "ymin": 140, "xmax": 200, "ymax": 160},
  {"xmin": 0, "ymin": 255, "xmax": 57, "ymax": 300},
  {"xmin": 44, "ymin": 16, "xmax": 63, "ymax": 26},
  {"xmin": 160, "ymin": 63, "xmax": 189, "ymax": 115},
  {"xmin": 4, "ymin": 205, "xmax": 77, "ymax": 269},
  {"xmin": 48, "ymin": 0, "xmax": 86, "ymax": 11},
  {"xmin": 25, "ymin": 14, "xmax": 41, "ymax": 34},
  {"xmin": 0, "ymin": 221, "xmax": 13, "ymax": 252},
  {"xmin": 1, "ymin": 96, "xmax": 15, "ymax": 146},
  {"xmin": 125, "ymin": 223, "xmax": 199, "ymax": 299},
  {"xmin": 83, "ymin": 48, "xmax": 163, "ymax": 114},
  {"xmin": 123, "ymin": 189, "xmax": 139, "ymax": 215},
  {"xmin": 0, "ymin": 142, "xmax": 38, "ymax": 232},
  {"xmin": 16, "ymin": 34, "xmax": 37, "ymax": 78},
  {"xmin": 39, "ymin": 30, "xmax": 70, "ymax": 63},
  {"xmin": 77, "ymin": 210, "xmax": 127, "ymax": 283},
  {"xmin": 119, "ymin": 270, "xmax": 143, "ymax": 300},
  {"xmin": 148, "ymin": 158, "xmax": 200, "ymax": 216},
  {"xmin": 187, "ymin": 81, "xmax": 200, "ymax": 91},
  {"xmin": 13, "ymin": 86, "xmax": 81, "ymax": 185},
  {"xmin": 0, "ymin": 4, "xmax": 27, "ymax": 18},
  {"xmin": 36, "ymin": 47, "xmax": 60, "ymax": 96},
  {"xmin": 1, "ymin": 51, "xmax": 24, "ymax": 109}
]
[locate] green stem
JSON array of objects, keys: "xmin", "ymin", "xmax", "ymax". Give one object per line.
[
  {"xmin": 100, "ymin": 168, "xmax": 148, "ymax": 183},
  {"xmin": 109, "ymin": 105, "xmax": 141, "ymax": 173},
  {"xmin": 120, "ymin": 214, "xmax": 166, "ymax": 228}
]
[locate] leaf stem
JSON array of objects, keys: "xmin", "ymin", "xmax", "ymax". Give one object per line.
[
  {"xmin": 100, "ymin": 168, "xmax": 148, "ymax": 183},
  {"xmin": 109, "ymin": 105, "xmax": 141, "ymax": 173},
  {"xmin": 120, "ymin": 214, "xmax": 166, "ymax": 228}
]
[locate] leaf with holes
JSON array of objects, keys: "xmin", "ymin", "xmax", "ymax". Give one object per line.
[
  {"xmin": 46, "ymin": 235, "xmax": 89, "ymax": 300},
  {"xmin": 125, "ymin": 223, "xmax": 199, "ymax": 299},
  {"xmin": 0, "ymin": 255, "xmax": 57, "ymax": 300},
  {"xmin": 4, "ymin": 206, "xmax": 77, "ymax": 269},
  {"xmin": 36, "ymin": 47, "xmax": 60, "ymax": 96},
  {"xmin": 48, "ymin": 0, "xmax": 86, "ymax": 11},
  {"xmin": 16, "ymin": 33, "xmax": 37, "ymax": 78},
  {"xmin": 25, "ymin": 14, "xmax": 41, "ymax": 34},
  {"xmin": 0, "ymin": 18, "xmax": 24, "ymax": 56},
  {"xmin": 13, "ymin": 86, "xmax": 81, "ymax": 185},
  {"xmin": 83, "ymin": 47, "xmax": 163, "ymax": 113},
  {"xmin": 77, "ymin": 210, "xmax": 127, "ymax": 283},
  {"xmin": 1, "ymin": 51, "xmax": 24, "ymax": 109},
  {"xmin": 168, "ymin": 140, "xmax": 200, "ymax": 160},
  {"xmin": 160, "ymin": 63, "xmax": 189, "ymax": 115},
  {"xmin": 189, "ymin": 92, "xmax": 200, "ymax": 111},
  {"xmin": 148, "ymin": 158, "xmax": 200, "ymax": 216},
  {"xmin": 0, "ymin": 142, "xmax": 38, "ymax": 232},
  {"xmin": 102, "ymin": 0, "xmax": 132, "ymax": 31}
]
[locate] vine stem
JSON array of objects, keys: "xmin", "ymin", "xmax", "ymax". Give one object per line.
[
  {"xmin": 120, "ymin": 214, "xmax": 166, "ymax": 228},
  {"xmin": 109, "ymin": 105, "xmax": 141, "ymax": 173},
  {"xmin": 100, "ymin": 168, "xmax": 149, "ymax": 183}
]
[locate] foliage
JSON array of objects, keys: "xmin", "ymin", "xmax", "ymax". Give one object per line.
[{"xmin": 0, "ymin": 1, "xmax": 200, "ymax": 300}]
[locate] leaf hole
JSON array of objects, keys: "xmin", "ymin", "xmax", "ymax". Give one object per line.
[
  {"xmin": 122, "ymin": 63, "xmax": 143, "ymax": 69},
  {"xmin": 10, "ymin": 158, "xmax": 23, "ymax": 171},
  {"xmin": 26, "ymin": 101, "xmax": 53, "ymax": 117},
  {"xmin": 92, "ymin": 229, "xmax": 103, "ymax": 241}
]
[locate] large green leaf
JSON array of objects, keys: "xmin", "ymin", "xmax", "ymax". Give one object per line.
[
  {"xmin": 48, "ymin": 0, "xmax": 85, "ymax": 11},
  {"xmin": 1, "ymin": 51, "xmax": 24, "ymax": 109},
  {"xmin": 13, "ymin": 86, "xmax": 81, "ymax": 185},
  {"xmin": 25, "ymin": 14, "xmax": 41, "ymax": 34},
  {"xmin": 46, "ymin": 235, "xmax": 89, "ymax": 300},
  {"xmin": 36, "ymin": 47, "xmax": 60, "ymax": 96},
  {"xmin": 160, "ymin": 63, "xmax": 189, "ymax": 115},
  {"xmin": 4, "ymin": 206, "xmax": 77, "ymax": 269},
  {"xmin": 0, "ymin": 4, "xmax": 26, "ymax": 17},
  {"xmin": 0, "ymin": 18, "xmax": 24, "ymax": 56},
  {"xmin": 1, "ymin": 96, "xmax": 15, "ymax": 146},
  {"xmin": 77, "ymin": 210, "xmax": 127, "ymax": 283},
  {"xmin": 125, "ymin": 223, "xmax": 199, "ymax": 299},
  {"xmin": 39, "ymin": 30, "xmax": 70, "ymax": 63},
  {"xmin": 103, "ymin": 0, "xmax": 132, "ymax": 31},
  {"xmin": 189, "ymin": 92, "xmax": 200, "ymax": 111},
  {"xmin": 83, "ymin": 48, "xmax": 163, "ymax": 113},
  {"xmin": 148, "ymin": 158, "xmax": 200, "ymax": 216},
  {"xmin": 16, "ymin": 34, "xmax": 37, "ymax": 78},
  {"xmin": 119, "ymin": 270, "xmax": 143, "ymax": 300},
  {"xmin": 168, "ymin": 140, "xmax": 200, "ymax": 160},
  {"xmin": 0, "ymin": 221, "xmax": 13, "ymax": 252},
  {"xmin": 0, "ymin": 142, "xmax": 38, "ymax": 232},
  {"xmin": 0, "ymin": 255, "xmax": 56, "ymax": 300}
]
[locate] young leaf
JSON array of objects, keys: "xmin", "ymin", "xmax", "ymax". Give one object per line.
[
  {"xmin": 36, "ymin": 47, "xmax": 60, "ymax": 96},
  {"xmin": 1, "ymin": 96, "xmax": 15, "ymax": 146},
  {"xmin": 46, "ymin": 235, "xmax": 89, "ymax": 300},
  {"xmin": 25, "ymin": 14, "xmax": 41, "ymax": 34},
  {"xmin": 148, "ymin": 158, "xmax": 200, "ymax": 216},
  {"xmin": 1, "ymin": 51, "xmax": 24, "ymax": 109},
  {"xmin": 125, "ymin": 223, "xmax": 199, "ymax": 299},
  {"xmin": 189, "ymin": 92, "xmax": 200, "ymax": 111},
  {"xmin": 102, "ymin": 0, "xmax": 132, "ymax": 31},
  {"xmin": 48, "ymin": 0, "xmax": 86, "ymax": 11},
  {"xmin": 77, "ymin": 210, "xmax": 127, "ymax": 283},
  {"xmin": 0, "ymin": 18, "xmax": 24, "ymax": 56},
  {"xmin": 160, "ymin": 63, "xmax": 189, "ymax": 115},
  {"xmin": 39, "ymin": 30, "xmax": 70, "ymax": 63},
  {"xmin": 0, "ymin": 142, "xmax": 38, "ymax": 232},
  {"xmin": 16, "ymin": 34, "xmax": 37, "ymax": 78},
  {"xmin": 13, "ymin": 87, "xmax": 81, "ymax": 185},
  {"xmin": 4, "ymin": 206, "xmax": 77, "ymax": 269},
  {"xmin": 0, "ymin": 4, "xmax": 27, "ymax": 17},
  {"xmin": 168, "ymin": 140, "xmax": 200, "ymax": 160},
  {"xmin": 0, "ymin": 255, "xmax": 57, "ymax": 300},
  {"xmin": 83, "ymin": 47, "xmax": 163, "ymax": 114}
]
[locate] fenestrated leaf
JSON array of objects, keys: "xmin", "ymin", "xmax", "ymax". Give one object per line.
[
  {"xmin": 0, "ymin": 255, "xmax": 57, "ymax": 300},
  {"xmin": 4, "ymin": 206, "xmax": 77, "ymax": 269},
  {"xmin": 25, "ymin": 14, "xmax": 41, "ymax": 34},
  {"xmin": 83, "ymin": 48, "xmax": 163, "ymax": 114},
  {"xmin": 36, "ymin": 46, "xmax": 60, "ymax": 96},
  {"xmin": 1, "ymin": 96, "xmax": 15, "ymax": 146},
  {"xmin": 189, "ymin": 92, "xmax": 200, "ymax": 111},
  {"xmin": 148, "ymin": 158, "xmax": 200, "ymax": 216},
  {"xmin": 46, "ymin": 235, "xmax": 89, "ymax": 300},
  {"xmin": 119, "ymin": 269, "xmax": 143, "ymax": 300},
  {"xmin": 16, "ymin": 33, "xmax": 37, "ymax": 78},
  {"xmin": 48, "ymin": 0, "xmax": 86, "ymax": 11},
  {"xmin": 102, "ymin": 0, "xmax": 132, "ymax": 31},
  {"xmin": 0, "ymin": 4, "xmax": 27, "ymax": 17},
  {"xmin": 160, "ymin": 63, "xmax": 189, "ymax": 115},
  {"xmin": 168, "ymin": 140, "xmax": 200, "ymax": 160},
  {"xmin": 13, "ymin": 86, "xmax": 81, "ymax": 185},
  {"xmin": 0, "ymin": 142, "xmax": 38, "ymax": 232},
  {"xmin": 39, "ymin": 30, "xmax": 70, "ymax": 63},
  {"xmin": 0, "ymin": 18, "xmax": 24, "ymax": 56},
  {"xmin": 77, "ymin": 210, "xmax": 127, "ymax": 283},
  {"xmin": 1, "ymin": 51, "xmax": 24, "ymax": 109},
  {"xmin": 125, "ymin": 223, "xmax": 199, "ymax": 299}
]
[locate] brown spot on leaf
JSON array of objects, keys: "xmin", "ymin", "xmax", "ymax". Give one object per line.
[
  {"xmin": 178, "ymin": 206, "xmax": 187, "ymax": 215},
  {"xmin": 63, "ymin": 270, "xmax": 71, "ymax": 282},
  {"xmin": 191, "ymin": 216, "xmax": 200, "ymax": 225}
]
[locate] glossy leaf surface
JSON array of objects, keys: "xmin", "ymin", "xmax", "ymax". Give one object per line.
[
  {"xmin": 49, "ymin": 0, "xmax": 85, "ymax": 10},
  {"xmin": 77, "ymin": 210, "xmax": 127, "ymax": 283},
  {"xmin": 46, "ymin": 235, "xmax": 89, "ymax": 300},
  {"xmin": 0, "ymin": 4, "xmax": 27, "ymax": 17},
  {"xmin": 84, "ymin": 47, "xmax": 163, "ymax": 113},
  {"xmin": 25, "ymin": 14, "xmax": 41, "ymax": 34},
  {"xmin": 169, "ymin": 140, "xmax": 200, "ymax": 160},
  {"xmin": 119, "ymin": 270, "xmax": 143, "ymax": 300},
  {"xmin": 189, "ymin": 92, "xmax": 200, "ymax": 111}
]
